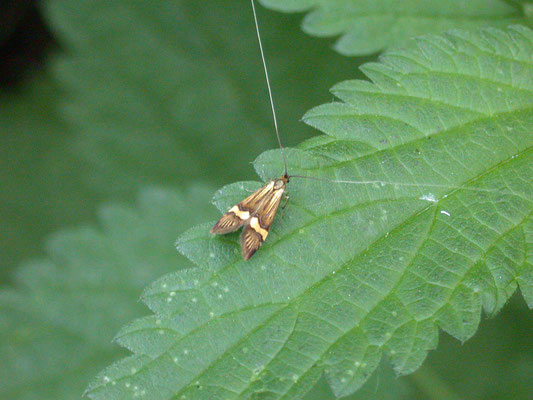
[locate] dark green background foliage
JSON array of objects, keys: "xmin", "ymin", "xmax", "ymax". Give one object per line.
[{"xmin": 0, "ymin": 1, "xmax": 531, "ymax": 399}]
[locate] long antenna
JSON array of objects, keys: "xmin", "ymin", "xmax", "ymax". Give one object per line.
[
  {"xmin": 289, "ymin": 174, "xmax": 516, "ymax": 195},
  {"xmin": 250, "ymin": 0, "xmax": 288, "ymax": 177}
]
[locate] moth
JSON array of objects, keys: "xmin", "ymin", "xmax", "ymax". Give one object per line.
[
  {"xmin": 210, "ymin": 0, "xmax": 297, "ymax": 260},
  {"xmin": 210, "ymin": 174, "xmax": 289, "ymax": 260}
]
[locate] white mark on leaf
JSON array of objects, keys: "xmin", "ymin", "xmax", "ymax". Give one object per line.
[{"xmin": 419, "ymin": 194, "xmax": 436, "ymax": 203}]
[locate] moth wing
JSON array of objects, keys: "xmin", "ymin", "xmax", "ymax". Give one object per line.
[
  {"xmin": 238, "ymin": 180, "xmax": 276, "ymax": 211},
  {"xmin": 241, "ymin": 224, "xmax": 263, "ymax": 260},
  {"xmin": 210, "ymin": 181, "xmax": 275, "ymax": 235},
  {"xmin": 255, "ymin": 184, "xmax": 285, "ymax": 229},
  {"xmin": 240, "ymin": 186, "xmax": 285, "ymax": 260},
  {"xmin": 210, "ymin": 211, "xmax": 245, "ymax": 234}
]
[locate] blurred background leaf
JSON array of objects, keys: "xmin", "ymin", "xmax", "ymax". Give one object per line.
[
  {"xmin": 260, "ymin": 0, "xmax": 529, "ymax": 55},
  {"xmin": 44, "ymin": 0, "xmax": 357, "ymax": 196},
  {"xmin": 0, "ymin": 71, "xmax": 94, "ymax": 279},
  {"xmin": 0, "ymin": 186, "xmax": 216, "ymax": 399}
]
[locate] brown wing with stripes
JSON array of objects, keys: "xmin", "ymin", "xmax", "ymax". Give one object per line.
[{"xmin": 210, "ymin": 181, "xmax": 276, "ymax": 235}]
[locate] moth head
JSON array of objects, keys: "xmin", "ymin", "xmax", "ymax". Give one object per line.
[{"xmin": 274, "ymin": 175, "xmax": 289, "ymax": 190}]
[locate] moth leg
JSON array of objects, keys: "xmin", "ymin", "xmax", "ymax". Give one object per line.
[
  {"xmin": 278, "ymin": 195, "xmax": 290, "ymax": 220},
  {"xmin": 281, "ymin": 195, "xmax": 290, "ymax": 210}
]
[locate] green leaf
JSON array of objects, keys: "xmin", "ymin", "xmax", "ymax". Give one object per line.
[
  {"xmin": 87, "ymin": 26, "xmax": 533, "ymax": 399},
  {"xmin": 0, "ymin": 71, "xmax": 95, "ymax": 276},
  {"xmin": 0, "ymin": 186, "xmax": 216, "ymax": 399},
  {"xmin": 43, "ymin": 0, "xmax": 356, "ymax": 196},
  {"xmin": 260, "ymin": 0, "xmax": 527, "ymax": 55}
]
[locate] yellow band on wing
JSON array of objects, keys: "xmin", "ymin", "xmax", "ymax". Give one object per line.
[
  {"xmin": 250, "ymin": 217, "xmax": 268, "ymax": 241},
  {"xmin": 229, "ymin": 205, "xmax": 250, "ymax": 220}
]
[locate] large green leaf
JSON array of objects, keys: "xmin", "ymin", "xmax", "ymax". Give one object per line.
[
  {"xmin": 0, "ymin": 186, "xmax": 216, "ymax": 399},
  {"xmin": 260, "ymin": 0, "xmax": 527, "ymax": 55},
  {"xmin": 43, "ymin": 0, "xmax": 356, "ymax": 197},
  {"xmin": 86, "ymin": 26, "xmax": 532, "ymax": 399}
]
